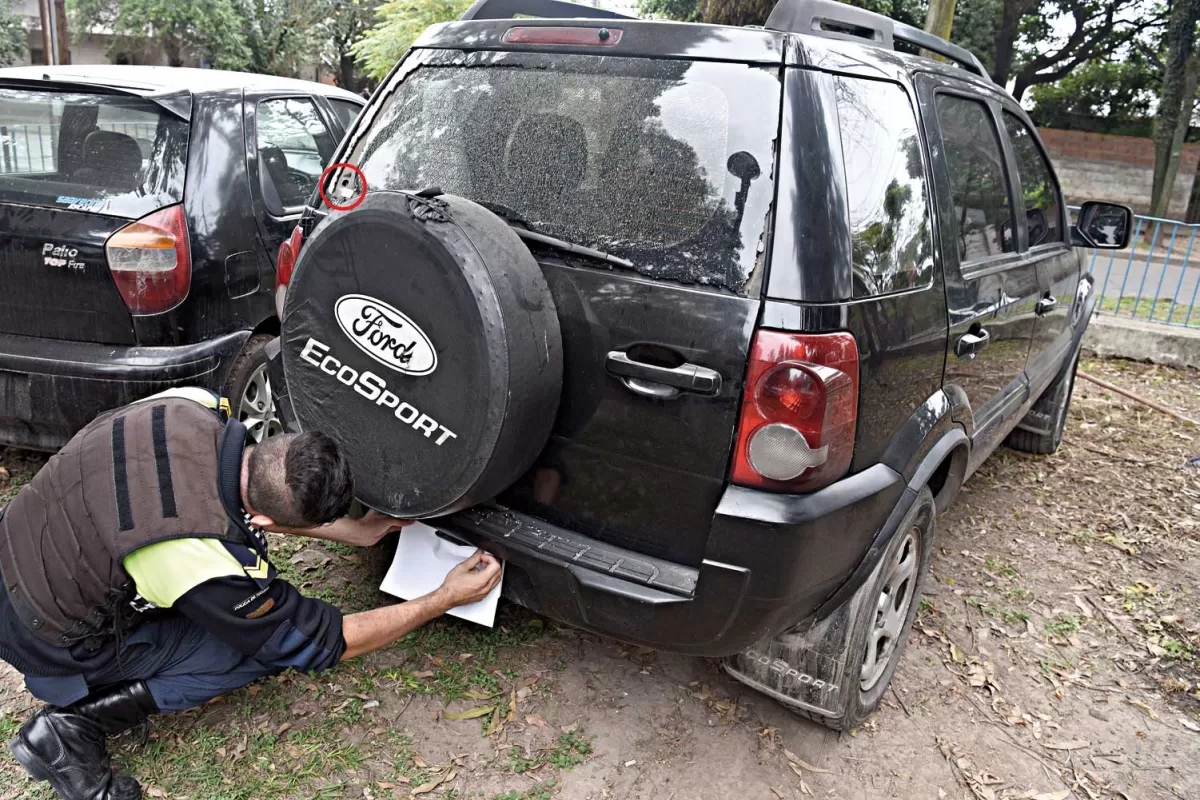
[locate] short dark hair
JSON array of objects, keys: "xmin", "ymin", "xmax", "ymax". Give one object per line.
[{"xmin": 246, "ymin": 431, "xmax": 354, "ymax": 528}]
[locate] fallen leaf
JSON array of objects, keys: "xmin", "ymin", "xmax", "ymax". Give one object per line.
[
  {"xmin": 770, "ymin": 789, "xmax": 785, "ymax": 799},
  {"xmin": 788, "ymin": 763, "xmax": 804, "ymax": 779},
  {"xmin": 1032, "ymin": 791, "xmax": 1071, "ymax": 800},
  {"xmin": 363, "ymin": 700, "xmax": 380, "ymax": 710},
  {"xmin": 1043, "ymin": 739, "xmax": 1089, "ymax": 751},
  {"xmin": 624, "ymin": 760, "xmax": 637, "ymax": 767},
  {"xmin": 950, "ymin": 643, "xmax": 965, "ymax": 663},
  {"xmin": 146, "ymin": 788, "xmax": 166, "ymax": 798},
  {"xmin": 784, "ymin": 749, "xmax": 832, "ymax": 773},
  {"xmin": 1181, "ymin": 718, "xmax": 1200, "ymax": 733},
  {"xmin": 1125, "ymin": 700, "xmax": 1159, "ymax": 720},
  {"xmin": 411, "ymin": 779, "xmax": 444, "ymax": 795},
  {"xmin": 412, "ymin": 756, "xmax": 429, "ymax": 769},
  {"xmin": 377, "ymin": 782, "xmax": 395, "ymax": 790},
  {"xmin": 411, "ymin": 670, "xmax": 435, "ymax": 679},
  {"xmin": 800, "ymin": 779, "xmax": 813, "ymax": 795},
  {"xmin": 289, "ymin": 548, "xmax": 332, "ymax": 571},
  {"xmin": 444, "ymin": 705, "xmax": 495, "ymax": 721},
  {"xmin": 525, "ymin": 714, "xmax": 548, "ymax": 728},
  {"xmin": 274, "ymin": 722, "xmax": 293, "ymax": 736},
  {"xmin": 562, "ymin": 724, "xmax": 579, "ymax": 733},
  {"xmin": 1072, "ymin": 595, "xmax": 1093, "ymax": 618},
  {"xmin": 463, "ymin": 689, "xmax": 495, "ymax": 701}
]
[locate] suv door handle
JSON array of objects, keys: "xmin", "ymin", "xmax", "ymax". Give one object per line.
[
  {"xmin": 1036, "ymin": 294, "xmax": 1058, "ymax": 316},
  {"xmin": 605, "ymin": 351, "xmax": 722, "ymax": 397},
  {"xmin": 955, "ymin": 327, "xmax": 990, "ymax": 359}
]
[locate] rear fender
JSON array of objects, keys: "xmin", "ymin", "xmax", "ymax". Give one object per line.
[{"xmin": 880, "ymin": 389, "xmax": 971, "ymax": 505}]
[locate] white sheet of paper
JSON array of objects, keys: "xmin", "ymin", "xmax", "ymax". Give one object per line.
[{"xmin": 379, "ymin": 522, "xmax": 502, "ymax": 627}]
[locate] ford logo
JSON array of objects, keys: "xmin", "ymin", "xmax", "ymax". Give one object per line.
[{"xmin": 334, "ymin": 294, "xmax": 438, "ymax": 376}]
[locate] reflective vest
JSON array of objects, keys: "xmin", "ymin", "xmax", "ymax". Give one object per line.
[{"xmin": 0, "ymin": 388, "xmax": 252, "ymax": 647}]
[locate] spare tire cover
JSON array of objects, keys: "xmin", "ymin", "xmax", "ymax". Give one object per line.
[{"xmin": 281, "ymin": 191, "xmax": 562, "ymax": 518}]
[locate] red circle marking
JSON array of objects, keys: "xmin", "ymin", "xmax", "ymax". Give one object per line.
[{"xmin": 319, "ymin": 163, "xmax": 367, "ymax": 211}]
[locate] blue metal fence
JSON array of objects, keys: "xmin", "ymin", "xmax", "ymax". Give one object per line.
[{"xmin": 1075, "ymin": 207, "xmax": 1200, "ymax": 328}]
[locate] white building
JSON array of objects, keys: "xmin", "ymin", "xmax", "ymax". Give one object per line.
[{"xmin": 13, "ymin": 0, "xmax": 199, "ymax": 67}]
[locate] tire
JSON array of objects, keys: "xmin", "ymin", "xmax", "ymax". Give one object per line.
[
  {"xmin": 797, "ymin": 487, "xmax": 936, "ymax": 731},
  {"xmin": 280, "ymin": 191, "xmax": 563, "ymax": 518},
  {"xmin": 1007, "ymin": 345, "xmax": 1080, "ymax": 455},
  {"xmin": 223, "ymin": 333, "xmax": 284, "ymax": 444}
]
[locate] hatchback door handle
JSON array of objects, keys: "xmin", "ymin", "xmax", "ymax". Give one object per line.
[
  {"xmin": 605, "ymin": 351, "xmax": 722, "ymax": 396},
  {"xmin": 1036, "ymin": 294, "xmax": 1058, "ymax": 316},
  {"xmin": 955, "ymin": 327, "xmax": 990, "ymax": 359}
]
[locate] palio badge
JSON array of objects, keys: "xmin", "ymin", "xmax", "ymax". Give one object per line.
[{"xmin": 334, "ymin": 294, "xmax": 437, "ymax": 376}]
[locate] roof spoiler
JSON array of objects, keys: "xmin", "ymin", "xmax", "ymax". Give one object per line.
[{"xmin": 0, "ymin": 77, "xmax": 193, "ymax": 121}]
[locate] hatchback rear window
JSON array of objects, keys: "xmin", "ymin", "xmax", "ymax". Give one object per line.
[
  {"xmin": 0, "ymin": 88, "xmax": 188, "ymax": 218},
  {"xmin": 346, "ymin": 53, "xmax": 779, "ymax": 294}
]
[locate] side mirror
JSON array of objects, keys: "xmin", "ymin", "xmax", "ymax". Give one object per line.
[{"xmin": 1072, "ymin": 201, "xmax": 1134, "ymax": 249}]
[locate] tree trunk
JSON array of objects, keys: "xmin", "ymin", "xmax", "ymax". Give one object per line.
[
  {"xmin": 1186, "ymin": 148, "xmax": 1200, "ymax": 223},
  {"xmin": 991, "ymin": 0, "xmax": 1024, "ymax": 86},
  {"xmin": 1150, "ymin": 0, "xmax": 1200, "ymax": 218},
  {"xmin": 164, "ymin": 38, "xmax": 183, "ymax": 68},
  {"xmin": 924, "ymin": 0, "xmax": 957, "ymax": 40},
  {"xmin": 53, "ymin": 0, "xmax": 69, "ymax": 64},
  {"xmin": 1156, "ymin": 55, "xmax": 1199, "ymax": 218},
  {"xmin": 339, "ymin": 52, "xmax": 357, "ymax": 93}
]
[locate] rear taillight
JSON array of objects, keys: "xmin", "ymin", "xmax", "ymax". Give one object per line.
[
  {"xmin": 502, "ymin": 26, "xmax": 623, "ymax": 46},
  {"xmin": 731, "ymin": 330, "xmax": 859, "ymax": 493},
  {"xmin": 105, "ymin": 204, "xmax": 190, "ymax": 315},
  {"xmin": 275, "ymin": 225, "xmax": 304, "ymax": 319}
]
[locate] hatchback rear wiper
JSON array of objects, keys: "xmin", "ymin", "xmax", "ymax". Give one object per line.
[
  {"xmin": 477, "ymin": 200, "xmax": 633, "ymax": 269},
  {"xmin": 510, "ymin": 227, "xmax": 634, "ymax": 269}
]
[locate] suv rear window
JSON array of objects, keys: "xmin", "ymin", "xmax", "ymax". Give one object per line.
[
  {"xmin": 0, "ymin": 88, "xmax": 188, "ymax": 218},
  {"xmin": 346, "ymin": 53, "xmax": 780, "ymax": 294}
]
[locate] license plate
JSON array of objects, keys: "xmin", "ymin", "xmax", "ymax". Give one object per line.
[{"xmin": 0, "ymin": 370, "xmax": 31, "ymax": 420}]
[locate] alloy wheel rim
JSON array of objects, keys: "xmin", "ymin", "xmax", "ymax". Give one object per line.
[
  {"xmin": 239, "ymin": 363, "xmax": 283, "ymax": 443},
  {"xmin": 860, "ymin": 526, "xmax": 920, "ymax": 692}
]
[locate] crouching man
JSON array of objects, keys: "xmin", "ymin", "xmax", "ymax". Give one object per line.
[{"xmin": 0, "ymin": 388, "xmax": 500, "ymax": 800}]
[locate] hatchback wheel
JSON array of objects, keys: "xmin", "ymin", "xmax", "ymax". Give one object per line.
[{"xmin": 224, "ymin": 333, "xmax": 282, "ymax": 443}]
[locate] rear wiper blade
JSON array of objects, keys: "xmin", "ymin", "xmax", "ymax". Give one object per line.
[
  {"xmin": 509, "ymin": 227, "xmax": 634, "ymax": 269},
  {"xmin": 476, "ymin": 200, "xmax": 634, "ymax": 269}
]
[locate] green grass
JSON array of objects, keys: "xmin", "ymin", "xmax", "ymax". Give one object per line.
[
  {"xmin": 1098, "ymin": 296, "xmax": 1199, "ymax": 326},
  {"xmin": 496, "ymin": 781, "xmax": 558, "ymax": 800},
  {"xmin": 505, "ymin": 729, "xmax": 593, "ymax": 774},
  {"xmin": 1044, "ymin": 614, "xmax": 1082, "ymax": 638}
]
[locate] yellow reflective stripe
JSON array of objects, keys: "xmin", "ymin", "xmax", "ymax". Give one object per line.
[
  {"xmin": 123, "ymin": 538, "xmax": 245, "ymax": 608},
  {"xmin": 131, "ymin": 387, "xmax": 225, "ymax": 411}
]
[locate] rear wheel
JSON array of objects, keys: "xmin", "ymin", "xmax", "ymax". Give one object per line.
[
  {"xmin": 224, "ymin": 333, "xmax": 283, "ymax": 443},
  {"xmin": 788, "ymin": 487, "xmax": 935, "ymax": 731}
]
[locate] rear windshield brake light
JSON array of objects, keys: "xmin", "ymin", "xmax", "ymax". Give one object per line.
[{"xmin": 502, "ymin": 26, "xmax": 623, "ymax": 46}]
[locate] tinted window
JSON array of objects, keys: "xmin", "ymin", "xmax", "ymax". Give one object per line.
[
  {"xmin": 836, "ymin": 78, "xmax": 934, "ymax": 297},
  {"xmin": 329, "ymin": 99, "xmax": 362, "ymax": 132},
  {"xmin": 347, "ymin": 54, "xmax": 780, "ymax": 294},
  {"xmin": 256, "ymin": 97, "xmax": 336, "ymax": 212},
  {"xmin": 935, "ymin": 95, "xmax": 1015, "ymax": 264},
  {"xmin": 1003, "ymin": 112, "xmax": 1063, "ymax": 247},
  {"xmin": 0, "ymin": 88, "xmax": 187, "ymax": 218}
]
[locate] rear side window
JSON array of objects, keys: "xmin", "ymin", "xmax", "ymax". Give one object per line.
[
  {"xmin": 328, "ymin": 99, "xmax": 362, "ymax": 132},
  {"xmin": 1002, "ymin": 112, "xmax": 1063, "ymax": 247},
  {"xmin": 347, "ymin": 54, "xmax": 780, "ymax": 294},
  {"xmin": 256, "ymin": 97, "xmax": 337, "ymax": 213},
  {"xmin": 835, "ymin": 77, "xmax": 934, "ymax": 297},
  {"xmin": 0, "ymin": 88, "xmax": 187, "ymax": 218},
  {"xmin": 935, "ymin": 95, "xmax": 1015, "ymax": 264}
]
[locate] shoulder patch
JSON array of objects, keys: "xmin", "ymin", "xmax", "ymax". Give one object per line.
[{"xmin": 220, "ymin": 540, "xmax": 277, "ymax": 588}]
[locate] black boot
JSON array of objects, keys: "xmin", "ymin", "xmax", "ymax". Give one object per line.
[{"xmin": 9, "ymin": 682, "xmax": 157, "ymax": 800}]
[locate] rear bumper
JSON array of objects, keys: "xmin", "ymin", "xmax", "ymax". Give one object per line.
[
  {"xmin": 0, "ymin": 331, "xmax": 249, "ymax": 450},
  {"xmin": 438, "ymin": 463, "xmax": 906, "ymax": 657}
]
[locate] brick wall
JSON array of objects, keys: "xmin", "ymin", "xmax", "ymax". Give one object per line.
[{"xmin": 1037, "ymin": 128, "xmax": 1200, "ymax": 219}]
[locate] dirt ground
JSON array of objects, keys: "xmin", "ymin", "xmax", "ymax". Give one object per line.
[{"xmin": 2, "ymin": 355, "xmax": 1199, "ymax": 800}]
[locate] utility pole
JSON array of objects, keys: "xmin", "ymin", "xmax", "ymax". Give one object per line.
[
  {"xmin": 54, "ymin": 0, "xmax": 71, "ymax": 64},
  {"xmin": 37, "ymin": 0, "xmax": 56, "ymax": 64}
]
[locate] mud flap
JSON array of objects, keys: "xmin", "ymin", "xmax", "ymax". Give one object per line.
[{"xmin": 722, "ymin": 555, "xmax": 885, "ymax": 721}]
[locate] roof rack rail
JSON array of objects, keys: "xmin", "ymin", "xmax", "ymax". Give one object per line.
[
  {"xmin": 764, "ymin": 0, "xmax": 989, "ymax": 81},
  {"xmin": 460, "ymin": 0, "xmax": 635, "ymax": 21}
]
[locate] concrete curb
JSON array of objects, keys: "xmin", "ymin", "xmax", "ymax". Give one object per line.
[{"xmin": 1082, "ymin": 314, "xmax": 1200, "ymax": 370}]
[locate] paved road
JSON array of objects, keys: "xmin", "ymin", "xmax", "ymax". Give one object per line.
[{"xmin": 1087, "ymin": 250, "xmax": 1200, "ymax": 316}]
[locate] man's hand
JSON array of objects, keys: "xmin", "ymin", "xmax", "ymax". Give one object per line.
[{"xmin": 434, "ymin": 550, "xmax": 502, "ymax": 609}]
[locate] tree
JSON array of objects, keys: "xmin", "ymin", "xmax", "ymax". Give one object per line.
[
  {"xmin": 1150, "ymin": 0, "xmax": 1200, "ymax": 217},
  {"xmin": 1028, "ymin": 55, "xmax": 1159, "ymax": 127},
  {"xmin": 239, "ymin": 0, "xmax": 327, "ymax": 77},
  {"xmin": 352, "ymin": 0, "xmax": 469, "ymax": 81},
  {"xmin": 321, "ymin": 0, "xmax": 380, "ymax": 92},
  {"xmin": 0, "ymin": 0, "xmax": 24, "ymax": 66},
  {"xmin": 69, "ymin": 0, "xmax": 250, "ymax": 68}
]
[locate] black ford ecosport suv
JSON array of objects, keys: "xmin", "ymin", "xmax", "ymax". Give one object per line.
[{"xmin": 268, "ymin": 0, "xmax": 1133, "ymax": 729}]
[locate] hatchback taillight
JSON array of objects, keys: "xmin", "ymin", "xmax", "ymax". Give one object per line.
[
  {"xmin": 275, "ymin": 225, "xmax": 304, "ymax": 318},
  {"xmin": 105, "ymin": 204, "xmax": 191, "ymax": 315},
  {"xmin": 730, "ymin": 330, "xmax": 859, "ymax": 493}
]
